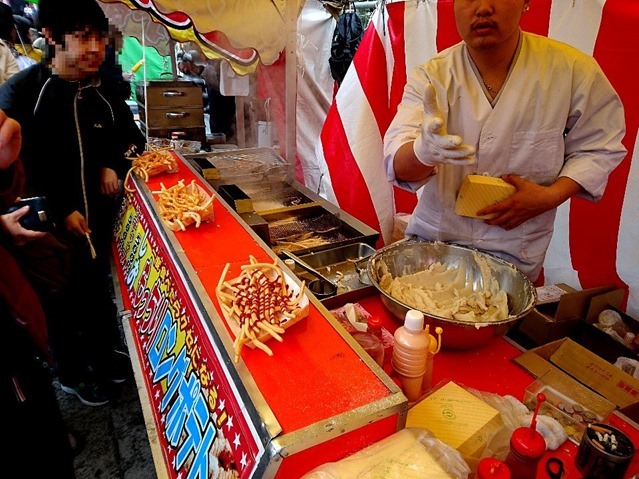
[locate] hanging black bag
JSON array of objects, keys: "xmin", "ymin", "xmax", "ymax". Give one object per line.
[{"xmin": 329, "ymin": 8, "xmax": 363, "ymax": 86}]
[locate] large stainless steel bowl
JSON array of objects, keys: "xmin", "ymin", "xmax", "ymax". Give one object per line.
[{"xmin": 367, "ymin": 240, "xmax": 536, "ymax": 349}]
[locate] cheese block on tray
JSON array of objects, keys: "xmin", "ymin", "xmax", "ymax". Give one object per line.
[{"xmin": 455, "ymin": 175, "xmax": 515, "ymax": 219}]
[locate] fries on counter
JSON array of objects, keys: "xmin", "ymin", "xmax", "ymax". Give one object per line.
[
  {"xmin": 124, "ymin": 147, "xmax": 179, "ymax": 191},
  {"xmin": 216, "ymin": 256, "xmax": 309, "ymax": 363},
  {"xmin": 152, "ymin": 179, "xmax": 215, "ymax": 231}
]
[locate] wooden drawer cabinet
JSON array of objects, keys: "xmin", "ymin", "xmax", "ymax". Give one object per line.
[{"xmin": 136, "ymin": 80, "xmax": 205, "ymax": 143}]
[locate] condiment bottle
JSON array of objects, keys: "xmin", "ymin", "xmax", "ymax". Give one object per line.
[
  {"xmin": 423, "ymin": 325, "xmax": 443, "ymax": 393},
  {"xmin": 477, "ymin": 457, "xmax": 511, "ymax": 479},
  {"xmin": 505, "ymin": 393, "xmax": 547, "ymax": 479},
  {"xmin": 392, "ymin": 309, "xmax": 430, "ymax": 402},
  {"xmin": 367, "ymin": 316, "xmax": 383, "ymax": 341}
]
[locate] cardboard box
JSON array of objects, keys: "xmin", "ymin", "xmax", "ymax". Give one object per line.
[
  {"xmin": 514, "ymin": 338, "xmax": 639, "ymax": 415},
  {"xmin": 517, "ymin": 284, "xmax": 618, "ymax": 346},
  {"xmin": 566, "ymin": 288, "xmax": 639, "ymax": 359}
]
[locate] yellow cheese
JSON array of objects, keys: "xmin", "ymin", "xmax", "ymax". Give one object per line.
[
  {"xmin": 406, "ymin": 381, "xmax": 503, "ymax": 460},
  {"xmin": 455, "ymin": 175, "xmax": 516, "ymax": 219}
]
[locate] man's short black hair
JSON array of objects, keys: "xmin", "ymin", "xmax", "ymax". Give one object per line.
[
  {"xmin": 0, "ymin": 3, "xmax": 14, "ymax": 40},
  {"xmin": 39, "ymin": 0, "xmax": 109, "ymax": 44}
]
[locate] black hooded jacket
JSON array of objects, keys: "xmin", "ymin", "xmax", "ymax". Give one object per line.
[{"xmin": 0, "ymin": 62, "xmax": 145, "ymax": 226}]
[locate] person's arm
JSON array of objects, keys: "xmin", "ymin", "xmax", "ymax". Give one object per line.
[
  {"xmin": 0, "ymin": 110, "xmax": 21, "ymax": 171},
  {"xmin": 392, "ymin": 142, "xmax": 436, "ymax": 182},
  {"xmin": 478, "ymin": 175, "xmax": 583, "ymax": 230},
  {"xmin": 100, "ymin": 90, "xmax": 146, "ymax": 194}
]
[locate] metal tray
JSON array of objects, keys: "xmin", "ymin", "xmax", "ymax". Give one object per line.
[
  {"xmin": 264, "ymin": 206, "xmax": 373, "ymax": 256},
  {"xmin": 289, "ymin": 243, "xmax": 377, "ymax": 305}
]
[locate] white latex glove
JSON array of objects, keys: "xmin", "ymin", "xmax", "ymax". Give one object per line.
[{"xmin": 413, "ymin": 83, "xmax": 476, "ymax": 166}]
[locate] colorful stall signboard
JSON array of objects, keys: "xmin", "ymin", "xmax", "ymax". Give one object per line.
[{"xmin": 113, "ymin": 188, "xmax": 263, "ymax": 479}]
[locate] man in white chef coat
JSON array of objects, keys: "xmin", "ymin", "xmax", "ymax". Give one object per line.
[{"xmin": 383, "ymin": 0, "xmax": 626, "ymax": 281}]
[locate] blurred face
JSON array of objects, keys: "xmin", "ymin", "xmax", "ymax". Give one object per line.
[
  {"xmin": 178, "ymin": 60, "xmax": 198, "ymax": 76},
  {"xmin": 454, "ymin": 0, "xmax": 529, "ymax": 53},
  {"xmin": 45, "ymin": 26, "xmax": 107, "ymax": 81}
]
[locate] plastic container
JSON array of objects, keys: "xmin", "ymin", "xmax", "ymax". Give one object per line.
[
  {"xmin": 392, "ymin": 309, "xmax": 430, "ymax": 401},
  {"xmin": 351, "ymin": 331, "xmax": 384, "ymax": 367},
  {"xmin": 524, "ymin": 370, "xmax": 615, "ymax": 444}
]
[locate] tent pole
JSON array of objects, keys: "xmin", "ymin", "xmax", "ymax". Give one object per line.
[
  {"xmin": 285, "ymin": 0, "xmax": 297, "ymax": 170},
  {"xmin": 169, "ymin": 39, "xmax": 178, "ymax": 80}
]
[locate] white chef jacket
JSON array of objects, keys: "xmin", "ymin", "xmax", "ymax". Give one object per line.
[{"xmin": 384, "ymin": 32, "xmax": 626, "ymax": 280}]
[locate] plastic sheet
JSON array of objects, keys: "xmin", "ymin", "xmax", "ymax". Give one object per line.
[{"xmin": 302, "ymin": 428, "xmax": 470, "ymax": 479}]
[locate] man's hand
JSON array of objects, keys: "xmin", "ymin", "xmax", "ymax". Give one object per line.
[
  {"xmin": 100, "ymin": 167, "xmax": 120, "ymax": 196},
  {"xmin": 413, "ymin": 83, "xmax": 476, "ymax": 166},
  {"xmin": 0, "ymin": 110, "xmax": 21, "ymax": 170},
  {"xmin": 0, "ymin": 204, "xmax": 46, "ymax": 245},
  {"xmin": 478, "ymin": 175, "xmax": 583, "ymax": 230},
  {"xmin": 64, "ymin": 210, "xmax": 91, "ymax": 237}
]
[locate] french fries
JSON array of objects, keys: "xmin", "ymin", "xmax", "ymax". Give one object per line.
[
  {"xmin": 124, "ymin": 147, "xmax": 178, "ymax": 192},
  {"xmin": 216, "ymin": 256, "xmax": 308, "ymax": 362},
  {"xmin": 152, "ymin": 179, "xmax": 214, "ymax": 231}
]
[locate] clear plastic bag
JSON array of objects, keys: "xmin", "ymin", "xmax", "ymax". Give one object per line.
[{"xmin": 301, "ymin": 428, "xmax": 470, "ymax": 479}]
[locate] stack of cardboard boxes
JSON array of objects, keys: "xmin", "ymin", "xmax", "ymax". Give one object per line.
[{"xmin": 514, "ymin": 284, "xmax": 639, "ymax": 423}]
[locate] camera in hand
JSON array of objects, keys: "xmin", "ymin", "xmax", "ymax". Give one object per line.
[{"xmin": 5, "ymin": 196, "xmax": 54, "ymax": 232}]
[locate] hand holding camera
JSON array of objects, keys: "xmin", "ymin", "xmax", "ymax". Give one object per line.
[{"xmin": 2, "ymin": 196, "xmax": 53, "ymax": 245}]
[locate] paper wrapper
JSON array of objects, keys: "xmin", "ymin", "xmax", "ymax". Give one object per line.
[
  {"xmin": 132, "ymin": 150, "xmax": 179, "ymax": 179},
  {"xmin": 155, "ymin": 181, "xmax": 215, "ymax": 231}
]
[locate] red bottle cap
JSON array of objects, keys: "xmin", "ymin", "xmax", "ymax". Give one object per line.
[
  {"xmin": 510, "ymin": 427, "xmax": 546, "ymax": 459},
  {"xmin": 367, "ymin": 315, "xmax": 382, "ymax": 330},
  {"xmin": 477, "ymin": 458, "xmax": 511, "ymax": 479}
]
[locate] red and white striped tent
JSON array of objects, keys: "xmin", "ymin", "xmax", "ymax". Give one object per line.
[{"xmin": 315, "ymin": 0, "xmax": 639, "ymax": 316}]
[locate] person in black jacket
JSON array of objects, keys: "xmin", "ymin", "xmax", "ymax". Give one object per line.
[{"xmin": 0, "ymin": 0, "xmax": 145, "ymax": 406}]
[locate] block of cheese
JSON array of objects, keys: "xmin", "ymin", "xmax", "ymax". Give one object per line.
[
  {"xmin": 455, "ymin": 175, "xmax": 516, "ymax": 219},
  {"xmin": 406, "ymin": 381, "xmax": 503, "ymax": 460}
]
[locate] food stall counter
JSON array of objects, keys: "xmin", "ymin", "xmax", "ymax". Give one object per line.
[{"xmin": 111, "ymin": 153, "xmax": 406, "ymax": 479}]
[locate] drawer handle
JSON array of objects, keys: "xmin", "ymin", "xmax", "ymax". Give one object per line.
[
  {"xmin": 163, "ymin": 90, "xmax": 185, "ymax": 97},
  {"xmin": 165, "ymin": 112, "xmax": 189, "ymax": 119}
]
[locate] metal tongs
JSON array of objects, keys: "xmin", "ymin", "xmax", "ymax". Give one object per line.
[
  {"xmin": 353, "ymin": 256, "xmax": 371, "ymax": 285},
  {"xmin": 281, "ymin": 250, "xmax": 338, "ymax": 299}
]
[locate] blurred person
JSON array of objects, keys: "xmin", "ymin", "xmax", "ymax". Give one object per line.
[
  {"xmin": 0, "ymin": 3, "xmax": 34, "ymax": 70},
  {"xmin": 14, "ymin": 14, "xmax": 43, "ymax": 63},
  {"xmin": 178, "ymin": 49, "xmax": 236, "ymax": 143},
  {"xmin": 0, "ymin": 3, "xmax": 18, "ymax": 82},
  {"xmin": 384, "ymin": 0, "xmax": 626, "ymax": 282},
  {"xmin": 0, "ymin": 0, "xmax": 145, "ymax": 406},
  {"xmin": 99, "ymin": 24, "xmax": 132, "ymax": 101},
  {"xmin": 0, "ymin": 109, "xmax": 76, "ymax": 478}
]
